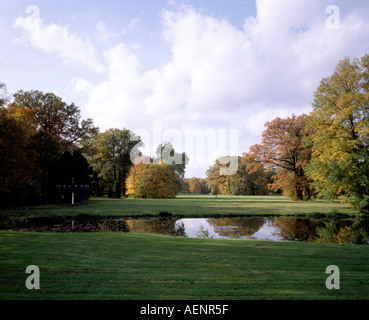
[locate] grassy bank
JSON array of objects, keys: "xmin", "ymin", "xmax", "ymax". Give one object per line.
[
  {"xmin": 0, "ymin": 194, "xmax": 358, "ymax": 219},
  {"xmin": 0, "ymin": 231, "xmax": 368, "ymax": 300}
]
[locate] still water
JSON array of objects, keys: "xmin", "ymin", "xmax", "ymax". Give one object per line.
[
  {"xmin": 2, "ymin": 215, "xmax": 368, "ymax": 244},
  {"xmin": 125, "ymin": 217, "xmax": 369, "ymax": 244},
  {"xmin": 178, "ymin": 218, "xmax": 283, "ymax": 241}
]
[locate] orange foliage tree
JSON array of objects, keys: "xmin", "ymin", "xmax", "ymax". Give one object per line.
[
  {"xmin": 246, "ymin": 114, "xmax": 312, "ymax": 200},
  {"xmin": 189, "ymin": 177, "xmax": 202, "ymax": 194}
]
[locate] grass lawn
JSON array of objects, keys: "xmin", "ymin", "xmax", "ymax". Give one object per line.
[
  {"xmin": 0, "ymin": 194, "xmax": 358, "ymax": 219},
  {"xmin": 0, "ymin": 231, "xmax": 368, "ymax": 300}
]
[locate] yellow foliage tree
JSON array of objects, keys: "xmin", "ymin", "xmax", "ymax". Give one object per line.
[
  {"xmin": 125, "ymin": 161, "xmax": 178, "ymax": 199},
  {"xmin": 306, "ymin": 55, "xmax": 369, "ymax": 211},
  {"xmin": 125, "ymin": 162, "xmax": 144, "ymax": 197}
]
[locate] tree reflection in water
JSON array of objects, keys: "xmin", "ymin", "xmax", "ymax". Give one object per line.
[
  {"xmin": 207, "ymin": 218, "xmax": 265, "ymax": 238},
  {"xmin": 125, "ymin": 219, "xmax": 186, "ymax": 236},
  {"xmin": 272, "ymin": 217, "xmax": 323, "ymax": 241},
  {"xmin": 1, "ymin": 214, "xmax": 368, "ymax": 244},
  {"xmin": 98, "ymin": 217, "xmax": 369, "ymax": 244},
  {"xmin": 314, "ymin": 218, "xmax": 369, "ymax": 244}
]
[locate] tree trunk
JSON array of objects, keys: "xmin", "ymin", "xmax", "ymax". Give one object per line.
[
  {"xmin": 296, "ymin": 187, "xmax": 303, "ymax": 201},
  {"xmin": 305, "ymin": 186, "xmax": 311, "ymax": 200}
]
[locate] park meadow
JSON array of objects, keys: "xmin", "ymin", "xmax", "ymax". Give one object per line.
[
  {"xmin": 1, "ymin": 194, "xmax": 369, "ymax": 300},
  {"xmin": 1, "ymin": 19, "xmax": 369, "ymax": 301}
]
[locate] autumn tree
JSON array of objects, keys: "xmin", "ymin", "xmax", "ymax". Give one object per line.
[
  {"xmin": 154, "ymin": 143, "xmax": 189, "ymax": 193},
  {"xmin": 0, "ymin": 107, "xmax": 36, "ymax": 205},
  {"xmin": 7, "ymin": 104, "xmax": 37, "ymax": 138},
  {"xmin": 206, "ymin": 159, "xmax": 230, "ymax": 195},
  {"xmin": 125, "ymin": 162, "xmax": 145, "ymax": 197},
  {"xmin": 247, "ymin": 114, "xmax": 312, "ymax": 200},
  {"xmin": 305, "ymin": 55, "xmax": 369, "ymax": 211},
  {"xmin": 126, "ymin": 145, "xmax": 185, "ymax": 199},
  {"xmin": 11, "ymin": 90, "xmax": 99, "ymax": 151},
  {"xmin": 189, "ymin": 177, "xmax": 202, "ymax": 193},
  {"xmin": 4, "ymin": 90, "xmax": 99, "ymax": 203},
  {"xmin": 126, "ymin": 161, "xmax": 178, "ymax": 199}
]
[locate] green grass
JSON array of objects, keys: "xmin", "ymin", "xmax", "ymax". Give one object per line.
[
  {"xmin": 1, "ymin": 194, "xmax": 364, "ymax": 300},
  {"xmin": 0, "ymin": 194, "xmax": 358, "ymax": 219},
  {"xmin": 0, "ymin": 231, "xmax": 368, "ymax": 300}
]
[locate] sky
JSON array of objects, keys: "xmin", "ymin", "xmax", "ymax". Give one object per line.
[{"xmin": 1, "ymin": 0, "xmax": 369, "ymax": 178}]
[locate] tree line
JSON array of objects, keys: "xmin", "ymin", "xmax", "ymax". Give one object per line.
[
  {"xmin": 202, "ymin": 55, "xmax": 369, "ymax": 213},
  {"xmin": 0, "ymin": 54, "xmax": 368, "ymax": 211},
  {"xmin": 0, "ymin": 89, "xmax": 98, "ymax": 205},
  {"xmin": 0, "ymin": 86, "xmax": 188, "ymax": 204}
]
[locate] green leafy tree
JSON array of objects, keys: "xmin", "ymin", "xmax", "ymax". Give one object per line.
[
  {"xmin": 155, "ymin": 143, "xmax": 189, "ymax": 180},
  {"xmin": 87, "ymin": 128, "xmax": 142, "ymax": 196},
  {"xmin": 30, "ymin": 131, "xmax": 61, "ymax": 203},
  {"xmin": 305, "ymin": 55, "xmax": 369, "ymax": 212},
  {"xmin": 200, "ymin": 178, "xmax": 210, "ymax": 194},
  {"xmin": 112, "ymin": 180, "xmax": 121, "ymax": 198},
  {"xmin": 206, "ymin": 156, "xmax": 268, "ymax": 196},
  {"xmin": 234, "ymin": 155, "xmax": 268, "ymax": 195},
  {"xmin": 211, "ymin": 182, "xmax": 220, "ymax": 198},
  {"xmin": 54, "ymin": 150, "xmax": 92, "ymax": 186}
]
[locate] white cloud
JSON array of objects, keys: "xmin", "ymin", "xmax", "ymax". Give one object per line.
[
  {"xmin": 68, "ymin": 1, "xmax": 369, "ymax": 177},
  {"xmin": 96, "ymin": 21, "xmax": 113, "ymax": 44},
  {"xmin": 122, "ymin": 18, "xmax": 140, "ymax": 35},
  {"xmin": 13, "ymin": 14, "xmax": 105, "ymax": 73},
  {"xmin": 73, "ymin": 43, "xmax": 153, "ymax": 130}
]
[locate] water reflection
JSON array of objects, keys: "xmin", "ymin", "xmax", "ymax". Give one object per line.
[
  {"xmin": 124, "ymin": 219, "xmax": 185, "ymax": 237},
  {"xmin": 315, "ymin": 220, "xmax": 369, "ymax": 244},
  {"xmin": 208, "ymin": 218, "xmax": 266, "ymax": 238},
  {"xmin": 124, "ymin": 217, "xmax": 369, "ymax": 244},
  {"xmin": 177, "ymin": 217, "xmax": 300, "ymax": 241},
  {"xmin": 274, "ymin": 218, "xmax": 323, "ymax": 241},
  {"xmin": 1, "ymin": 214, "xmax": 368, "ymax": 244}
]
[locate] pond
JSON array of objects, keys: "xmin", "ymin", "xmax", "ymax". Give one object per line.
[
  {"xmin": 124, "ymin": 217, "xmax": 369, "ymax": 244},
  {"xmin": 1, "ymin": 215, "xmax": 369, "ymax": 244}
]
